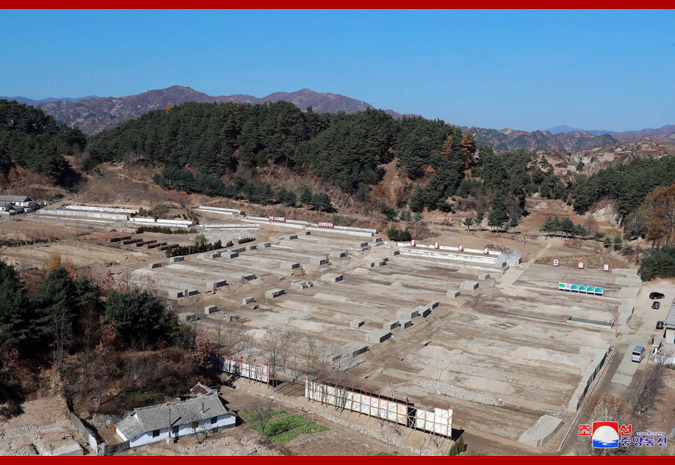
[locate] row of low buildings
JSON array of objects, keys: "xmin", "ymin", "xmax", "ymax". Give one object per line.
[{"xmin": 0, "ymin": 195, "xmax": 37, "ymax": 214}]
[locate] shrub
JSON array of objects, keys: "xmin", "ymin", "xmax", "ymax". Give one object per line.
[
  {"xmin": 449, "ymin": 436, "xmax": 467, "ymax": 456},
  {"xmin": 386, "ymin": 227, "xmax": 412, "ymax": 242}
]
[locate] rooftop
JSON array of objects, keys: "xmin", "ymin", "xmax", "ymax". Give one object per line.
[
  {"xmin": 116, "ymin": 391, "xmax": 229, "ymax": 440},
  {"xmin": 665, "ymin": 304, "xmax": 675, "ymax": 328}
]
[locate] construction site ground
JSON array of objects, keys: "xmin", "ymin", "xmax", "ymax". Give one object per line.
[{"xmin": 1, "ymin": 201, "xmax": 672, "ymax": 456}]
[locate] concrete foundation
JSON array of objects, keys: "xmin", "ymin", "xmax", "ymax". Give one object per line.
[
  {"xmin": 170, "ymin": 256, "xmax": 184, "ymax": 263},
  {"xmin": 311, "ymin": 257, "xmax": 329, "ymax": 265},
  {"xmin": 618, "ymin": 304, "xmax": 634, "ymax": 325},
  {"xmin": 265, "ymin": 288, "xmax": 285, "ymax": 299},
  {"xmin": 247, "ymin": 245, "xmax": 257, "ymax": 250},
  {"xmin": 383, "ymin": 320, "xmax": 401, "ymax": 330},
  {"xmin": 400, "ymin": 319, "xmax": 413, "ymax": 329},
  {"xmin": 179, "ymin": 312, "xmax": 198, "ymax": 322},
  {"xmin": 350, "ymin": 319, "xmax": 365, "ymax": 329},
  {"xmin": 209, "ymin": 279, "xmax": 227, "ymax": 289},
  {"xmin": 148, "ymin": 262, "xmax": 162, "ymax": 269},
  {"xmin": 291, "ymin": 280, "xmax": 314, "ymax": 290},
  {"xmin": 289, "ymin": 234, "xmax": 298, "ymax": 240},
  {"xmin": 263, "ymin": 242, "xmax": 271, "ymax": 248},
  {"xmin": 242, "ymin": 297, "xmax": 255, "ymax": 305},
  {"xmin": 204, "ymin": 305, "xmax": 218, "ymax": 315},
  {"xmin": 321, "ymin": 273, "xmax": 343, "ymax": 283},
  {"xmin": 210, "ymin": 252, "xmax": 221, "ymax": 259},
  {"xmin": 518, "ymin": 415, "xmax": 564, "ymax": 448},
  {"xmin": 224, "ymin": 252, "xmax": 239, "ymax": 259},
  {"xmin": 365, "ymin": 329, "xmax": 392, "ymax": 343},
  {"xmin": 618, "ymin": 287, "xmax": 640, "ymax": 298},
  {"xmin": 478, "ymin": 273, "xmax": 491, "ymax": 280},
  {"xmin": 281, "ymin": 261, "xmax": 301, "ymax": 270},
  {"xmin": 446, "ymin": 290, "xmax": 461, "ymax": 298},
  {"xmin": 460, "ymin": 281, "xmax": 480, "ymax": 295},
  {"xmin": 421, "ymin": 307, "xmax": 432, "ymax": 317},
  {"xmin": 329, "ymin": 250, "xmax": 348, "ymax": 258},
  {"xmin": 397, "ymin": 308, "xmax": 420, "ymax": 319}
]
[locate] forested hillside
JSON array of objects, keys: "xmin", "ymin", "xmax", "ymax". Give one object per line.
[{"xmin": 0, "ymin": 100, "xmax": 86, "ymax": 186}]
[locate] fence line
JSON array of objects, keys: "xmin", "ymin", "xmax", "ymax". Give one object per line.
[{"xmin": 305, "ymin": 379, "xmax": 452, "ymax": 438}]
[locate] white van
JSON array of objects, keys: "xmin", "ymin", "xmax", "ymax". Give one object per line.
[{"xmin": 632, "ymin": 346, "xmax": 645, "ymax": 363}]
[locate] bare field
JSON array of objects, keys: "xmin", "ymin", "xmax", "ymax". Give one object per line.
[{"xmin": 1, "ymin": 204, "xmax": 662, "ymax": 456}]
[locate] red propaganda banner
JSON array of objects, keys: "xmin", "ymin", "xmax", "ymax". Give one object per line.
[
  {"xmin": 317, "ymin": 221, "xmax": 334, "ymax": 228},
  {"xmin": 553, "ymin": 258, "xmax": 559, "ymax": 267},
  {"xmin": 268, "ymin": 216, "xmax": 286, "ymax": 223}
]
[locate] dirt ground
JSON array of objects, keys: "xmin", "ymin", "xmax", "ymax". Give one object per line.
[{"xmin": 0, "ymin": 396, "xmax": 90, "ymax": 456}]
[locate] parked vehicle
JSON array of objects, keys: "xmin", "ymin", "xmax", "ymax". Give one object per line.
[
  {"xmin": 632, "ymin": 346, "xmax": 645, "ymax": 363},
  {"xmin": 652, "ymin": 301, "xmax": 661, "ymax": 310},
  {"xmin": 649, "ymin": 292, "xmax": 665, "ymax": 300},
  {"xmin": 656, "ymin": 321, "xmax": 664, "ymax": 330}
]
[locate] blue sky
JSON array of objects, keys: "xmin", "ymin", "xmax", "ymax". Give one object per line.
[{"xmin": 1, "ymin": 9, "xmax": 674, "ymax": 131}]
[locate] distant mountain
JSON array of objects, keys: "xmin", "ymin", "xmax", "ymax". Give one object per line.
[
  {"xmin": 546, "ymin": 124, "xmax": 675, "ymax": 141},
  {"xmin": 464, "ymin": 127, "xmax": 620, "ymax": 153},
  {"xmin": 32, "ymin": 86, "xmax": 397, "ymax": 135},
  {"xmin": 7, "ymin": 85, "xmax": 672, "ymax": 153},
  {"xmin": 0, "ymin": 95, "xmax": 98, "ymax": 106}
]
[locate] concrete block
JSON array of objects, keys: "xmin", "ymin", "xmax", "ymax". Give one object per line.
[
  {"xmin": 393, "ymin": 250, "xmax": 400, "ymax": 255},
  {"xmin": 618, "ymin": 287, "xmax": 640, "ymax": 298},
  {"xmin": 265, "ymin": 288, "xmax": 285, "ymax": 299},
  {"xmin": 330, "ymin": 250, "xmax": 348, "ymax": 258},
  {"xmin": 383, "ymin": 320, "xmax": 401, "ymax": 330},
  {"xmin": 209, "ymin": 280, "xmax": 227, "ymax": 289},
  {"xmin": 359, "ymin": 242, "xmax": 369, "ymax": 247},
  {"xmin": 247, "ymin": 245, "xmax": 257, "ymax": 250},
  {"xmin": 321, "ymin": 273, "xmax": 343, "ymax": 283},
  {"xmin": 210, "ymin": 252, "xmax": 221, "ymax": 259},
  {"xmin": 460, "ymin": 281, "xmax": 479, "ymax": 291},
  {"xmin": 311, "ymin": 257, "xmax": 329, "ymax": 265},
  {"xmin": 350, "ymin": 344, "xmax": 368, "ymax": 357},
  {"xmin": 399, "ymin": 319, "xmax": 413, "ymax": 329},
  {"xmin": 232, "ymin": 247, "xmax": 246, "ymax": 253},
  {"xmin": 397, "ymin": 308, "xmax": 419, "ymax": 319},
  {"xmin": 446, "ymin": 290, "xmax": 461, "ymax": 298},
  {"xmin": 303, "ymin": 231, "xmax": 311, "ymax": 235},
  {"xmin": 428, "ymin": 301, "xmax": 440, "ymax": 309},
  {"xmin": 289, "ymin": 234, "xmax": 298, "ymax": 240},
  {"xmin": 242, "ymin": 297, "xmax": 255, "ymax": 305},
  {"xmin": 148, "ymin": 262, "xmax": 162, "ymax": 269},
  {"xmin": 51, "ymin": 442, "xmax": 83, "ymax": 456},
  {"xmin": 368, "ymin": 262, "xmax": 376, "ymax": 268},
  {"xmin": 518, "ymin": 415, "xmax": 563, "ymax": 448},
  {"xmin": 281, "ymin": 261, "xmax": 301, "ymax": 269},
  {"xmin": 374, "ymin": 237, "xmax": 383, "ymax": 243},
  {"xmin": 365, "ymin": 329, "xmax": 392, "ymax": 343},
  {"xmin": 415, "ymin": 306, "xmax": 427, "ymax": 316},
  {"xmin": 224, "ymin": 252, "xmax": 239, "ymax": 259},
  {"xmin": 187, "ymin": 288, "xmax": 199, "ymax": 296},
  {"xmin": 179, "ymin": 312, "xmax": 198, "ymax": 322},
  {"xmin": 204, "ymin": 305, "xmax": 218, "ymax": 315},
  {"xmin": 615, "ymin": 276, "xmax": 642, "ymax": 286},
  {"xmin": 170, "ymin": 256, "xmax": 184, "ymax": 263},
  {"xmin": 350, "ymin": 319, "xmax": 365, "ymax": 329},
  {"xmin": 422, "ymin": 307, "xmax": 432, "ymax": 318},
  {"xmin": 291, "ymin": 280, "xmax": 314, "ymax": 290},
  {"xmin": 377, "ymin": 260, "xmax": 387, "ymax": 267},
  {"xmin": 478, "ymin": 273, "xmax": 491, "ymax": 280}
]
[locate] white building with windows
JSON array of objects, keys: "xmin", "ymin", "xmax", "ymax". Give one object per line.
[{"xmin": 115, "ymin": 385, "xmax": 235, "ymax": 448}]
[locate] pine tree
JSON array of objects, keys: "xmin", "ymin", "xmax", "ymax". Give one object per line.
[
  {"xmin": 300, "ymin": 188, "xmax": 313, "ymax": 206},
  {"xmin": 461, "ymin": 130, "xmax": 476, "ymax": 169}
]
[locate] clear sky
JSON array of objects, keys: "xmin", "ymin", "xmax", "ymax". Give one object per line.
[{"xmin": 1, "ymin": 9, "xmax": 673, "ymax": 131}]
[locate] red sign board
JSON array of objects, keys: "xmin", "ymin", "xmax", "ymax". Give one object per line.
[
  {"xmin": 578, "ymin": 261, "xmax": 584, "ymax": 269},
  {"xmin": 458, "ymin": 244, "xmax": 464, "ymax": 252},
  {"xmin": 317, "ymin": 221, "xmax": 334, "ymax": 228},
  {"xmin": 483, "ymin": 247, "xmax": 489, "ymax": 255},
  {"xmin": 434, "ymin": 242, "xmax": 440, "ymax": 249},
  {"xmin": 603, "ymin": 263, "xmax": 610, "ymax": 272},
  {"xmin": 553, "ymin": 258, "xmax": 559, "ymax": 267},
  {"xmin": 268, "ymin": 216, "xmax": 286, "ymax": 223},
  {"xmin": 411, "ymin": 239, "xmax": 416, "ymax": 247}
]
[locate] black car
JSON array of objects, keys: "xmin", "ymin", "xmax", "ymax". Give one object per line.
[
  {"xmin": 649, "ymin": 292, "xmax": 665, "ymax": 300},
  {"xmin": 652, "ymin": 301, "xmax": 661, "ymax": 310},
  {"xmin": 656, "ymin": 321, "xmax": 664, "ymax": 330}
]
